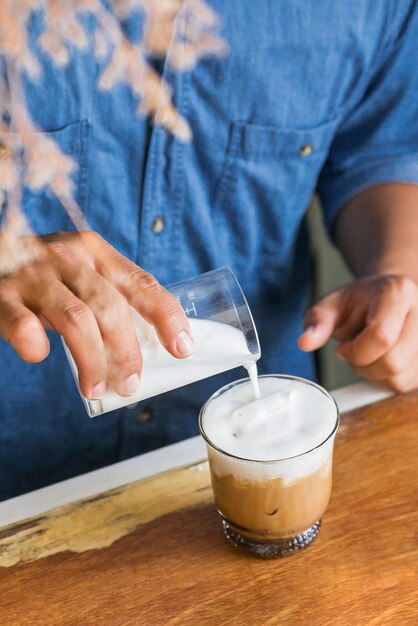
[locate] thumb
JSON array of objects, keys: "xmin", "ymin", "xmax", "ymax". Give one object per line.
[{"xmin": 298, "ymin": 291, "xmax": 344, "ymax": 352}]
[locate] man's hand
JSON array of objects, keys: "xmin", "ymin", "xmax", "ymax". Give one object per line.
[
  {"xmin": 298, "ymin": 275, "xmax": 418, "ymax": 393},
  {"xmin": 0, "ymin": 231, "xmax": 194, "ymax": 400}
]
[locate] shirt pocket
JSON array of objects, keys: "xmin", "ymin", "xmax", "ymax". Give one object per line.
[
  {"xmin": 213, "ymin": 117, "xmax": 340, "ymax": 279},
  {"xmin": 9, "ymin": 120, "xmax": 89, "ymax": 235}
]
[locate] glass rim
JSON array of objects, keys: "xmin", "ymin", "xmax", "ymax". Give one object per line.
[
  {"xmin": 222, "ymin": 266, "xmax": 261, "ymax": 359},
  {"xmin": 168, "ymin": 265, "xmax": 261, "ymax": 359},
  {"xmin": 198, "ymin": 374, "xmax": 340, "ymax": 464}
]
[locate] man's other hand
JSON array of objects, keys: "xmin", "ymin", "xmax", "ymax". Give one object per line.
[{"xmin": 298, "ymin": 275, "xmax": 418, "ymax": 393}]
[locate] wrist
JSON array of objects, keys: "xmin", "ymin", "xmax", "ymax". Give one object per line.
[{"xmin": 359, "ymin": 255, "xmax": 418, "ymax": 285}]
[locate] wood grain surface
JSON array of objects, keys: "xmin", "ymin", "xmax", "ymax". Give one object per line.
[
  {"xmin": 0, "ymin": 392, "xmax": 417, "ymax": 626},
  {"xmin": 0, "ymin": 461, "xmax": 212, "ymax": 568}
]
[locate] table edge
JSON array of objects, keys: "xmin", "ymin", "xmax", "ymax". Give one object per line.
[{"xmin": 0, "ymin": 382, "xmax": 392, "ymax": 528}]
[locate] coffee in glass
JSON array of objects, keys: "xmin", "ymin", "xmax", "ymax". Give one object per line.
[{"xmin": 199, "ymin": 375, "xmax": 340, "ymax": 558}]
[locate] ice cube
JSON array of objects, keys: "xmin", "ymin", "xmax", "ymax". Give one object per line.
[{"xmin": 232, "ymin": 389, "xmax": 293, "ymax": 437}]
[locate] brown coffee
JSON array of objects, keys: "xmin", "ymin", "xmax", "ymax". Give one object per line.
[{"xmin": 210, "ymin": 460, "xmax": 332, "ymax": 540}]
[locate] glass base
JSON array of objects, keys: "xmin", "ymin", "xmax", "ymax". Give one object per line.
[{"xmin": 223, "ymin": 519, "xmax": 322, "ymax": 558}]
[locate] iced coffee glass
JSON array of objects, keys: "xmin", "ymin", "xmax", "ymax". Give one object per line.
[{"xmin": 199, "ymin": 375, "xmax": 340, "ymax": 558}]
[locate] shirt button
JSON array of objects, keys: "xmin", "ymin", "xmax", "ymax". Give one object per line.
[
  {"xmin": 0, "ymin": 144, "xmax": 11, "ymax": 158},
  {"xmin": 299, "ymin": 143, "xmax": 314, "ymax": 157},
  {"xmin": 136, "ymin": 407, "xmax": 154, "ymax": 423},
  {"xmin": 152, "ymin": 216, "xmax": 165, "ymax": 234}
]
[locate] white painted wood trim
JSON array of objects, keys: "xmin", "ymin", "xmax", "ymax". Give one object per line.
[
  {"xmin": 330, "ymin": 382, "xmax": 392, "ymax": 414},
  {"xmin": 0, "ymin": 382, "xmax": 393, "ymax": 528}
]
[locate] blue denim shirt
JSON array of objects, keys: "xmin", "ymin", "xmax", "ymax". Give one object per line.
[{"xmin": 1, "ymin": 1, "xmax": 418, "ymax": 500}]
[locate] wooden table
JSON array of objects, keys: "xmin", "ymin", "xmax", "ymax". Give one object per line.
[{"xmin": 0, "ymin": 384, "xmax": 417, "ymax": 625}]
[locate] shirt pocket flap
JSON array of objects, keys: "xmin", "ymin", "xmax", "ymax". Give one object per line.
[
  {"xmin": 45, "ymin": 120, "xmax": 89, "ymax": 159},
  {"xmin": 2, "ymin": 120, "xmax": 88, "ymax": 160},
  {"xmin": 227, "ymin": 118, "xmax": 339, "ymax": 160},
  {"xmin": 3, "ymin": 120, "xmax": 90, "ymax": 233}
]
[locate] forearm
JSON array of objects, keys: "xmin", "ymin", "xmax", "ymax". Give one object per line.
[{"xmin": 334, "ymin": 183, "xmax": 418, "ymax": 282}]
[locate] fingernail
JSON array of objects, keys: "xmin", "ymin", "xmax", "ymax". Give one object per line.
[
  {"xmin": 303, "ymin": 325, "xmax": 317, "ymax": 335},
  {"xmin": 92, "ymin": 380, "xmax": 108, "ymax": 399},
  {"xmin": 122, "ymin": 373, "xmax": 140, "ymax": 396},
  {"xmin": 176, "ymin": 330, "xmax": 194, "ymax": 356}
]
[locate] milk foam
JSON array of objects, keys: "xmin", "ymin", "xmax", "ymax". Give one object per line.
[
  {"xmin": 202, "ymin": 377, "xmax": 338, "ymax": 483},
  {"xmin": 68, "ymin": 310, "xmax": 256, "ymax": 415}
]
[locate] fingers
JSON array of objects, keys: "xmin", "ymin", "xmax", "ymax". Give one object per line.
[
  {"xmin": 85, "ymin": 232, "xmax": 194, "ymax": 358},
  {"xmin": 357, "ymin": 359, "xmax": 418, "ymax": 394},
  {"xmin": 24, "ymin": 279, "xmax": 109, "ymax": 400},
  {"xmin": 302, "ymin": 276, "xmax": 418, "ymax": 394},
  {"xmin": 298, "ymin": 275, "xmax": 418, "ymax": 395},
  {"xmin": 0, "ymin": 289, "xmax": 50, "ymax": 362},
  {"xmin": 59, "ymin": 262, "xmax": 142, "ymax": 397},
  {"xmin": 352, "ymin": 312, "xmax": 418, "ymax": 389},
  {"xmin": 9, "ymin": 257, "xmax": 109, "ymax": 399},
  {"xmin": 0, "ymin": 231, "xmax": 194, "ymax": 403},
  {"xmin": 298, "ymin": 290, "xmax": 346, "ymax": 352},
  {"xmin": 336, "ymin": 286, "xmax": 411, "ymax": 367},
  {"xmin": 122, "ymin": 269, "xmax": 194, "ymax": 358}
]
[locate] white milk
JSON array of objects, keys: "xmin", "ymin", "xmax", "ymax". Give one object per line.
[
  {"xmin": 245, "ymin": 361, "xmax": 260, "ymax": 399},
  {"xmin": 69, "ymin": 310, "xmax": 257, "ymax": 416},
  {"xmin": 201, "ymin": 377, "xmax": 338, "ymax": 483}
]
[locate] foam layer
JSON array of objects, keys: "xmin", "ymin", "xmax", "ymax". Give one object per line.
[{"xmin": 201, "ymin": 377, "xmax": 338, "ymax": 483}]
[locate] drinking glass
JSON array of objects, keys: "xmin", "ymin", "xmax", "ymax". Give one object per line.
[{"xmin": 199, "ymin": 375, "xmax": 340, "ymax": 558}]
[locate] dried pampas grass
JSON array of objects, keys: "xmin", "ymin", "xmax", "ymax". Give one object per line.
[{"xmin": 0, "ymin": 0, "xmax": 226, "ymax": 274}]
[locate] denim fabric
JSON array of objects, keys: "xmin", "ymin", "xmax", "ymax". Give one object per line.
[{"xmin": 1, "ymin": 0, "xmax": 418, "ymax": 500}]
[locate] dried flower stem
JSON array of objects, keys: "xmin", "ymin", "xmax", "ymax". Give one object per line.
[{"xmin": 0, "ymin": 0, "xmax": 226, "ymax": 275}]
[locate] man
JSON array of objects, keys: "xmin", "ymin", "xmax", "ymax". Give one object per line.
[{"xmin": 1, "ymin": 0, "xmax": 418, "ymax": 500}]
